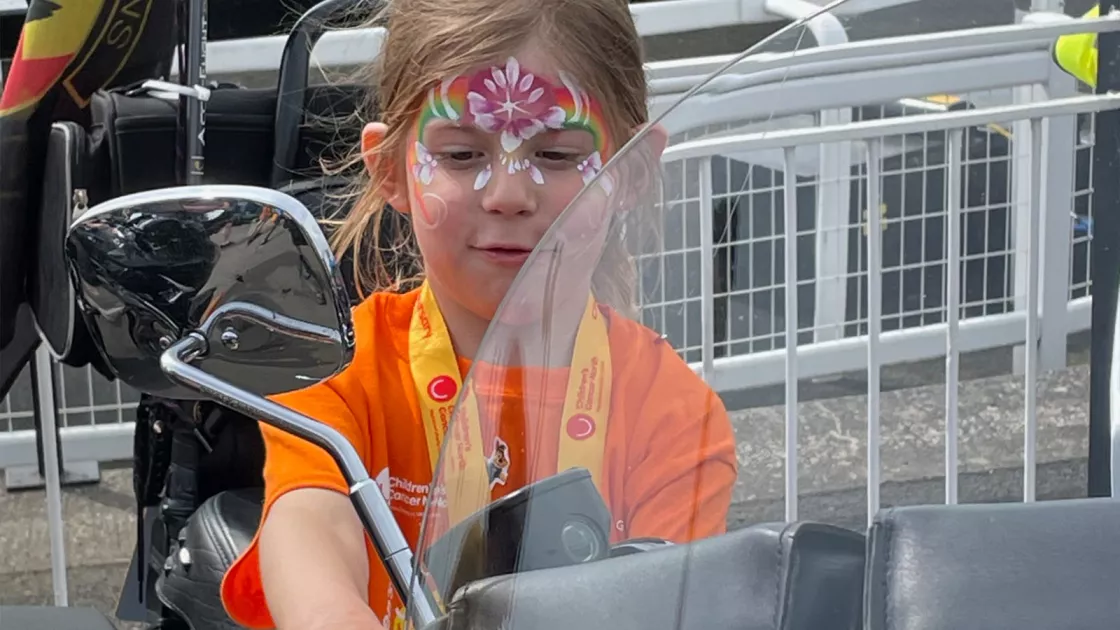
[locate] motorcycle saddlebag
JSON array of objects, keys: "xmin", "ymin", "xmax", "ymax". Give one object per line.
[
  {"xmin": 86, "ymin": 87, "xmax": 276, "ymax": 201},
  {"xmin": 84, "ymin": 83, "xmax": 366, "ymax": 203}
]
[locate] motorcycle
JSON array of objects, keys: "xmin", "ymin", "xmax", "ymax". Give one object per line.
[{"xmin": 5, "ymin": 0, "xmax": 1120, "ymax": 629}]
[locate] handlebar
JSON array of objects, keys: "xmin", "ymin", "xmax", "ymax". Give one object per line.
[{"xmin": 159, "ymin": 329, "xmax": 441, "ymax": 625}]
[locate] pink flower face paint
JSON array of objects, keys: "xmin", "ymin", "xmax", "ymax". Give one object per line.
[{"xmin": 408, "ymin": 57, "xmax": 611, "ymax": 192}]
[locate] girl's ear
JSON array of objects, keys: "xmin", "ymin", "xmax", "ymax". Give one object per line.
[
  {"xmin": 361, "ymin": 122, "xmax": 410, "ymax": 214},
  {"xmin": 606, "ymin": 122, "xmax": 668, "ymax": 204},
  {"xmin": 631, "ymin": 122, "xmax": 668, "ymax": 161}
]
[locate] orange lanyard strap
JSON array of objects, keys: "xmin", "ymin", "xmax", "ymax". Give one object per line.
[{"xmin": 408, "ymin": 282, "xmax": 611, "ymax": 524}]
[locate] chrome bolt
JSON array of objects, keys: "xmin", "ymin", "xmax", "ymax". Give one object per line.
[{"xmin": 220, "ymin": 328, "xmax": 240, "ymax": 350}]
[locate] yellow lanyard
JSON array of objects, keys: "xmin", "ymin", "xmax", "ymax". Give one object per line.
[{"xmin": 408, "ymin": 282, "xmax": 612, "ymax": 525}]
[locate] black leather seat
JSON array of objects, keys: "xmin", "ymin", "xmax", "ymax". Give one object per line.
[
  {"xmin": 156, "ymin": 487, "xmax": 264, "ymax": 630},
  {"xmin": 0, "ymin": 606, "xmax": 118, "ymax": 630},
  {"xmin": 431, "ymin": 521, "xmax": 866, "ymax": 630},
  {"xmin": 865, "ymin": 498, "xmax": 1120, "ymax": 630}
]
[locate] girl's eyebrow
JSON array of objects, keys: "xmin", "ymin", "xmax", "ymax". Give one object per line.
[
  {"xmin": 423, "ymin": 120, "xmax": 482, "ymax": 137},
  {"xmin": 424, "ymin": 119, "xmax": 465, "ymax": 131},
  {"xmin": 534, "ymin": 128, "xmax": 596, "ymax": 144}
]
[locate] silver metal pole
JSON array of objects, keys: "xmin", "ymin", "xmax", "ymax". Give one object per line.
[{"xmin": 33, "ymin": 345, "xmax": 69, "ymax": 605}]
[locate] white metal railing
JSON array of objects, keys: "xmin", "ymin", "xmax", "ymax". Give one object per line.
[
  {"xmin": 650, "ymin": 14, "xmax": 1120, "ymax": 129},
  {"xmin": 1110, "ymin": 275, "xmax": 1120, "ymax": 495},
  {"xmin": 659, "ymin": 91, "xmax": 1120, "ymax": 518},
  {"xmin": 649, "ymin": 12, "xmax": 1120, "ymax": 96}
]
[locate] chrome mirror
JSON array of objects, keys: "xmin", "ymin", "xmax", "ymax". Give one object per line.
[{"xmin": 66, "ymin": 185, "xmax": 355, "ymax": 399}]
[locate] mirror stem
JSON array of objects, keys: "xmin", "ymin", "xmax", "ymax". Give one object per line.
[{"xmin": 160, "ymin": 333, "xmax": 440, "ymax": 624}]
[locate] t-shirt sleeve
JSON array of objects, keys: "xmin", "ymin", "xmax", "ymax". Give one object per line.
[
  {"xmin": 621, "ymin": 342, "xmax": 738, "ymax": 543},
  {"xmin": 260, "ymin": 381, "xmax": 371, "ymax": 503}
]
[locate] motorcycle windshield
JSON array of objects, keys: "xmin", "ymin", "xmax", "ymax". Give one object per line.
[{"xmin": 407, "ymin": 0, "xmax": 1015, "ymax": 625}]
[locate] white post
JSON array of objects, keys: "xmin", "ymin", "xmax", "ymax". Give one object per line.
[
  {"xmin": 1030, "ymin": 11, "xmax": 1079, "ymax": 371},
  {"xmin": 34, "ymin": 346, "xmax": 70, "ymax": 605},
  {"xmin": 762, "ymin": 0, "xmax": 854, "ymax": 347},
  {"xmin": 1013, "ymin": 0, "xmax": 1076, "ymax": 375}
]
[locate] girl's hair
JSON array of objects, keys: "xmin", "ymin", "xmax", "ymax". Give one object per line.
[{"xmin": 327, "ymin": 0, "xmax": 651, "ymax": 313}]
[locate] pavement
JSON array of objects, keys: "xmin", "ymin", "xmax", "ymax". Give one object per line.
[
  {"xmin": 725, "ymin": 358, "xmax": 1091, "ymax": 531},
  {"xmin": 0, "ymin": 346, "xmax": 1092, "ymax": 628},
  {"xmin": 0, "ymin": 464, "xmax": 142, "ymax": 629}
]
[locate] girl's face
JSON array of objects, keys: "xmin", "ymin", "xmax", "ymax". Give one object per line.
[{"xmin": 368, "ymin": 45, "xmax": 663, "ymax": 322}]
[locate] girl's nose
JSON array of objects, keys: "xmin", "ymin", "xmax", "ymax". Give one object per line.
[{"xmin": 481, "ymin": 160, "xmax": 539, "ymax": 216}]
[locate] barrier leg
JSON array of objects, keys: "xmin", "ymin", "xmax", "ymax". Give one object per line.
[{"xmin": 34, "ymin": 346, "xmax": 70, "ymax": 605}]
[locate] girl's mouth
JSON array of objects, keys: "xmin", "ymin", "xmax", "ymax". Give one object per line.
[{"xmin": 474, "ymin": 245, "xmax": 533, "ymax": 265}]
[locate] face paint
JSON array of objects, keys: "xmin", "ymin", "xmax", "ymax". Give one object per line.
[
  {"xmin": 417, "ymin": 193, "xmax": 449, "ymax": 229},
  {"xmin": 410, "ymin": 57, "xmax": 611, "ymax": 190},
  {"xmin": 475, "ymin": 164, "xmax": 493, "ymax": 190},
  {"xmin": 412, "ymin": 142, "xmax": 438, "ymax": 185}
]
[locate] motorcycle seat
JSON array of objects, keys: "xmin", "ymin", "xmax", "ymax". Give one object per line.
[
  {"xmin": 433, "ymin": 520, "xmax": 866, "ymax": 630},
  {"xmin": 0, "ymin": 605, "xmax": 117, "ymax": 630},
  {"xmin": 156, "ymin": 487, "xmax": 264, "ymax": 630},
  {"xmin": 865, "ymin": 497, "xmax": 1120, "ymax": 630}
]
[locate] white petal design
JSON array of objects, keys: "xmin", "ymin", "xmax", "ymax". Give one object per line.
[
  {"xmin": 473, "ymin": 112, "xmax": 500, "ymax": 133},
  {"xmin": 541, "ymin": 106, "xmax": 566, "ymax": 128},
  {"xmin": 501, "ymin": 129, "xmax": 524, "ymax": 153},
  {"xmin": 416, "ymin": 163, "xmax": 435, "ymax": 185},
  {"xmin": 467, "ymin": 92, "xmax": 490, "ymax": 116},
  {"xmin": 473, "ymin": 165, "xmax": 493, "ymax": 190},
  {"xmin": 517, "ymin": 119, "xmax": 545, "ymax": 141},
  {"xmin": 528, "ymin": 164, "xmax": 545, "ymax": 185}
]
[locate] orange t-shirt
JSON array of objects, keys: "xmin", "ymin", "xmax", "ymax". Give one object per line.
[{"xmin": 220, "ymin": 288, "xmax": 738, "ymax": 628}]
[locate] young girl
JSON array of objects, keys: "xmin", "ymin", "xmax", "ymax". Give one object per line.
[{"xmin": 220, "ymin": 0, "xmax": 738, "ymax": 628}]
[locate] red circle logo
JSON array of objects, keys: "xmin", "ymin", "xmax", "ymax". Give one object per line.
[
  {"xmin": 428, "ymin": 375, "xmax": 457, "ymax": 402},
  {"xmin": 565, "ymin": 414, "xmax": 596, "ymax": 440}
]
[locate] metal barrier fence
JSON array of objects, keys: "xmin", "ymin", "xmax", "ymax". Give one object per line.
[
  {"xmin": 1, "ymin": 13, "xmax": 1117, "ymax": 505},
  {"xmin": 658, "ymin": 91, "xmax": 1120, "ymax": 522}
]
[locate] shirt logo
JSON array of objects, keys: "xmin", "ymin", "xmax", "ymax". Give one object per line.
[
  {"xmin": 427, "ymin": 375, "xmax": 457, "ymax": 402},
  {"xmin": 565, "ymin": 413, "xmax": 596, "ymax": 440},
  {"xmin": 374, "ymin": 467, "xmax": 391, "ymax": 501},
  {"xmin": 486, "ymin": 437, "xmax": 511, "ymax": 489}
]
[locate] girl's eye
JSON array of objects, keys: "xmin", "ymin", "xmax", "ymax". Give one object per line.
[
  {"xmin": 537, "ymin": 151, "xmax": 582, "ymax": 165},
  {"xmin": 444, "ymin": 150, "xmax": 482, "ymax": 162},
  {"xmin": 435, "ymin": 150, "xmax": 486, "ymax": 169}
]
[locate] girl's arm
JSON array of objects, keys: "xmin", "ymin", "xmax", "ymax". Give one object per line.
[
  {"xmin": 259, "ymin": 487, "xmax": 384, "ymax": 630},
  {"xmin": 619, "ymin": 340, "xmax": 739, "ymax": 542},
  {"xmin": 222, "ymin": 300, "xmax": 386, "ymax": 628},
  {"xmin": 621, "ymin": 392, "xmax": 738, "ymax": 543}
]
